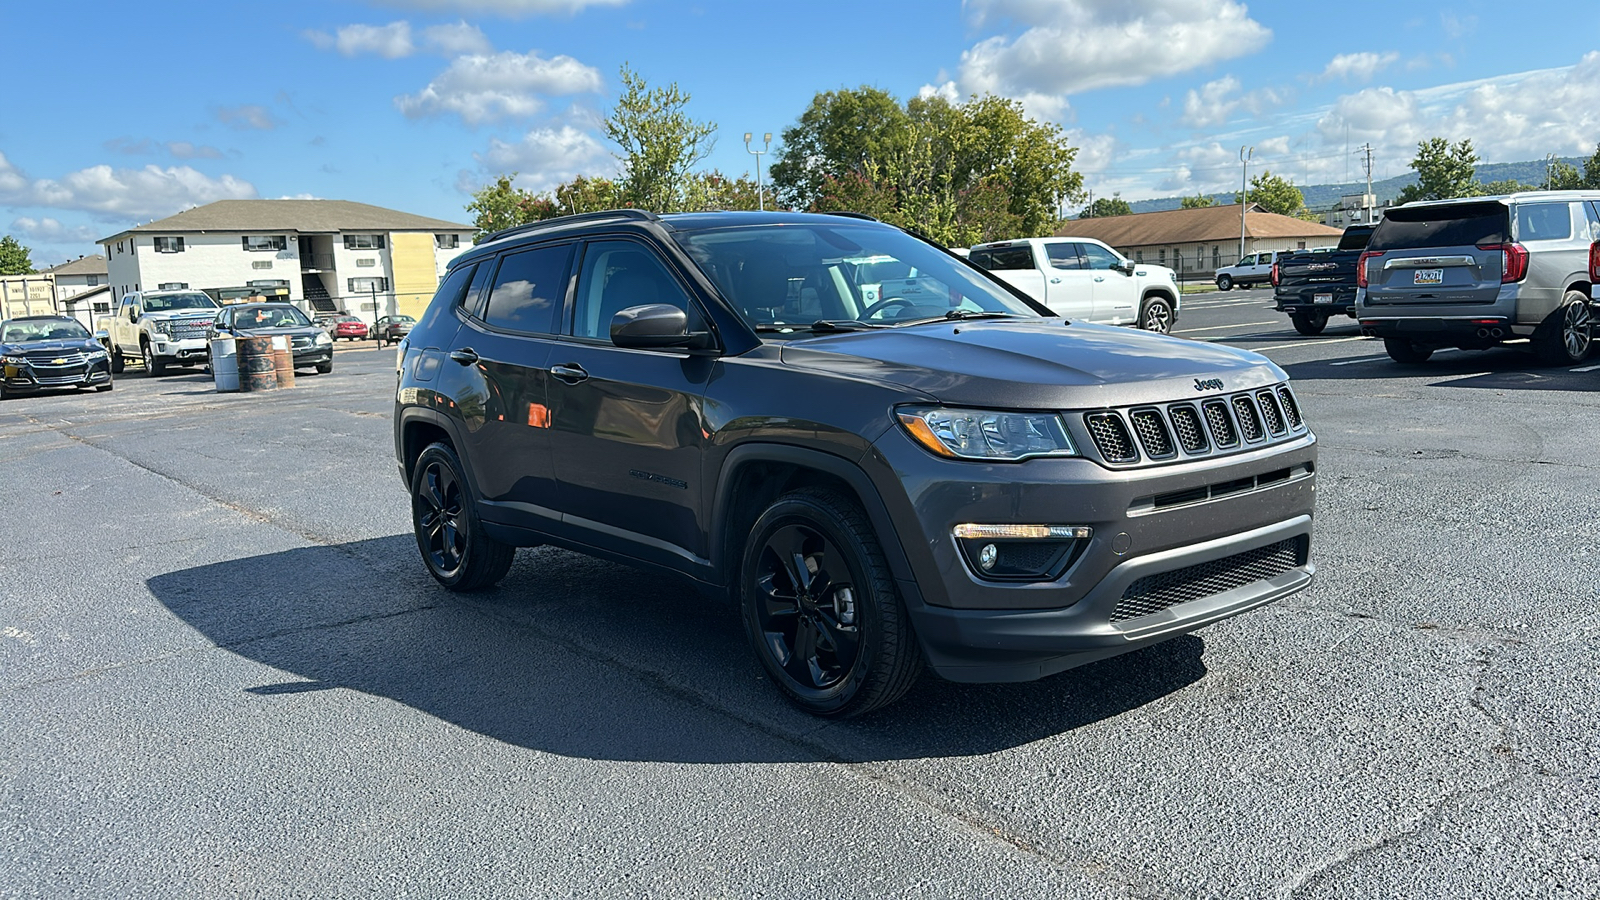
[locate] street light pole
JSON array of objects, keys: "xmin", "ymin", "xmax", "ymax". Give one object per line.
[
  {"xmin": 744, "ymin": 132, "xmax": 772, "ymax": 211},
  {"xmin": 1239, "ymin": 145, "xmax": 1254, "ymax": 260}
]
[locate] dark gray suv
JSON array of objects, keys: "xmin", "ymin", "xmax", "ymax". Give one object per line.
[{"xmin": 393, "ymin": 210, "xmax": 1318, "ymax": 717}]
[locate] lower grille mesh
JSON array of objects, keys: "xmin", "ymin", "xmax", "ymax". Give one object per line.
[
  {"xmin": 1169, "ymin": 404, "xmax": 1208, "ymax": 453},
  {"xmin": 1256, "ymin": 391, "xmax": 1286, "ymax": 436},
  {"xmin": 1276, "ymin": 387, "xmax": 1302, "ymax": 429},
  {"xmin": 1203, "ymin": 400, "xmax": 1238, "ymax": 448},
  {"xmin": 1112, "ymin": 536, "xmax": 1309, "ymax": 623},
  {"xmin": 1233, "ymin": 396, "xmax": 1264, "ymax": 442},
  {"xmin": 1129, "ymin": 409, "xmax": 1175, "ymax": 458}
]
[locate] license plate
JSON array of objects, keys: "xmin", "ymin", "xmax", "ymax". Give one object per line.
[
  {"xmin": 1413, "ymin": 269, "xmax": 1443, "ymax": 285},
  {"xmin": 1313, "ymin": 293, "xmax": 1333, "ymax": 304}
]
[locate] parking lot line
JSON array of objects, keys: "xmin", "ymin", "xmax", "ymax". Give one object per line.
[
  {"xmin": 1177, "ymin": 321, "xmax": 1281, "ymax": 334},
  {"xmin": 1249, "ymin": 336, "xmax": 1372, "ymax": 351},
  {"xmin": 1571, "ymin": 363, "xmax": 1600, "ymax": 372},
  {"xmin": 1329, "ymin": 348, "xmax": 1460, "ymax": 366}
]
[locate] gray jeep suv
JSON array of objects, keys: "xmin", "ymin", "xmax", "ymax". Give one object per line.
[
  {"xmin": 393, "ymin": 210, "xmax": 1318, "ymax": 717},
  {"xmin": 1358, "ymin": 191, "xmax": 1600, "ymax": 364}
]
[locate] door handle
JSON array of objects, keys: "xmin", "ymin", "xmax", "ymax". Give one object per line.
[
  {"xmin": 448, "ymin": 348, "xmax": 479, "ymax": 365},
  {"xmin": 1094, "ymin": 276, "xmax": 1105, "ymax": 282},
  {"xmin": 1049, "ymin": 277, "xmax": 1061, "ymax": 284},
  {"xmin": 551, "ymin": 363, "xmax": 589, "ymax": 384}
]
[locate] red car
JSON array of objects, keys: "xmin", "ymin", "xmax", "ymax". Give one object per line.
[{"xmin": 329, "ymin": 316, "xmax": 369, "ymax": 341}]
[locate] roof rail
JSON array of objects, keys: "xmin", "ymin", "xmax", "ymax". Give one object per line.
[
  {"xmin": 480, "ymin": 208, "xmax": 660, "ymax": 244},
  {"xmin": 823, "ymin": 211, "xmax": 879, "ymax": 222}
]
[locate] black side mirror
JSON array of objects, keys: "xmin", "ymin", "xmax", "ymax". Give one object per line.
[
  {"xmin": 610, "ymin": 304, "xmax": 708, "ymax": 350},
  {"xmin": 128, "ymin": 307, "xmax": 140, "ymax": 322}
]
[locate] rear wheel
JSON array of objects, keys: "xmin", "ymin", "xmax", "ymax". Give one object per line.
[
  {"xmin": 110, "ymin": 348, "xmax": 126, "ymax": 374},
  {"xmin": 1533, "ymin": 291, "xmax": 1593, "ymax": 366},
  {"xmin": 740, "ymin": 488, "xmax": 922, "ymax": 718},
  {"xmin": 410, "ymin": 442, "xmax": 514, "ymax": 591},
  {"xmin": 1216, "ymin": 275, "xmax": 1233, "ymax": 291},
  {"xmin": 1384, "ymin": 338, "xmax": 1434, "ymax": 364},
  {"xmin": 1139, "ymin": 296, "xmax": 1174, "ymax": 333},
  {"xmin": 1290, "ymin": 311, "xmax": 1328, "ymax": 336}
]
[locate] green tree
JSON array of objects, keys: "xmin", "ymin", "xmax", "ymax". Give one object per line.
[
  {"xmin": 682, "ymin": 171, "xmax": 767, "ymax": 211},
  {"xmin": 605, "ymin": 64, "xmax": 716, "ymax": 213},
  {"xmin": 553, "ymin": 175, "xmax": 622, "ymax": 214},
  {"xmin": 464, "ymin": 173, "xmax": 558, "ymax": 241},
  {"xmin": 0, "ymin": 235, "xmax": 35, "ymax": 275},
  {"xmin": 1581, "ymin": 143, "xmax": 1600, "ymax": 189},
  {"xmin": 769, "ymin": 87, "xmax": 912, "ymax": 213},
  {"xmin": 1234, "ymin": 170, "xmax": 1307, "ymax": 216},
  {"xmin": 1483, "ymin": 178, "xmax": 1538, "ymax": 195},
  {"xmin": 1397, "ymin": 137, "xmax": 1482, "ymax": 203},
  {"xmin": 1180, "ymin": 194, "xmax": 1217, "ymax": 209},
  {"xmin": 1078, "ymin": 195, "xmax": 1132, "ymax": 218},
  {"xmin": 1547, "ymin": 160, "xmax": 1584, "ymax": 190}
]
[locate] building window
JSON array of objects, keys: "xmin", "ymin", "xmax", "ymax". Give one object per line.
[
  {"xmin": 1298, "ymin": 241, "xmax": 1306, "ymax": 249},
  {"xmin": 252, "ymin": 260, "xmax": 273, "ymax": 270},
  {"xmin": 1158, "ymin": 249, "xmax": 1166, "ymax": 264},
  {"xmin": 154, "ymin": 236, "xmax": 185, "ymax": 253},
  {"xmin": 242, "ymin": 235, "xmax": 287, "ymax": 252},
  {"xmin": 356, "ymin": 258, "xmax": 376, "ymax": 267},
  {"xmin": 435, "ymin": 233, "xmax": 460, "ymax": 250},
  {"xmin": 1212, "ymin": 247, "xmax": 1221, "ymax": 269},
  {"xmin": 1135, "ymin": 250, "xmax": 1144, "ymax": 263},
  {"xmin": 158, "ymin": 282, "xmax": 189, "ymax": 290},
  {"xmin": 93, "ymin": 301, "xmax": 110, "ymax": 314},
  {"xmin": 348, "ymin": 277, "xmax": 388, "ymax": 294},
  {"xmin": 86, "ymin": 275, "xmax": 100, "ymax": 286},
  {"xmin": 343, "ymin": 234, "xmax": 385, "ymax": 250}
]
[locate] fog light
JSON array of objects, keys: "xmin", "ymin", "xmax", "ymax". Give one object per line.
[
  {"xmin": 953, "ymin": 524, "xmax": 1093, "ymax": 582},
  {"xmin": 979, "ymin": 544, "xmax": 998, "ymax": 570}
]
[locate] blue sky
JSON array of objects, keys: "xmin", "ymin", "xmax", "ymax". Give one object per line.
[{"xmin": 6, "ymin": 0, "xmax": 1600, "ymax": 265}]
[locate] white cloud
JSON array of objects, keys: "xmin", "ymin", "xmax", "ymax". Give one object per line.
[
  {"xmin": 216, "ymin": 105, "xmax": 279, "ymax": 130},
  {"xmin": 9, "ymin": 217, "xmax": 101, "ymax": 244},
  {"xmin": 950, "ymin": 0, "xmax": 1271, "ymax": 113},
  {"xmin": 375, "ymin": 0, "xmax": 629, "ymax": 14},
  {"xmin": 1320, "ymin": 51, "xmax": 1399, "ymax": 84},
  {"xmin": 917, "ymin": 81, "xmax": 960, "ymax": 104},
  {"xmin": 304, "ymin": 20, "xmax": 490, "ymax": 57},
  {"xmin": 1181, "ymin": 76, "xmax": 1290, "ymax": 128},
  {"xmin": 397, "ymin": 50, "xmax": 602, "ymax": 125},
  {"xmin": 471, "ymin": 125, "xmax": 615, "ymax": 192},
  {"xmin": 0, "ymin": 151, "xmax": 257, "ymax": 219}
]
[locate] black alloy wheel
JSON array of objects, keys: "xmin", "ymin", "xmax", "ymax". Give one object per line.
[
  {"xmin": 1139, "ymin": 296, "xmax": 1174, "ymax": 333},
  {"xmin": 1533, "ymin": 290, "xmax": 1593, "ymax": 366},
  {"xmin": 1384, "ymin": 337, "xmax": 1434, "ymax": 364},
  {"xmin": 741, "ymin": 488, "xmax": 921, "ymax": 718},
  {"xmin": 1290, "ymin": 311, "xmax": 1328, "ymax": 336},
  {"xmin": 410, "ymin": 442, "xmax": 514, "ymax": 591}
]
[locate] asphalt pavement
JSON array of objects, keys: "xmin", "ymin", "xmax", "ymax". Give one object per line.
[{"xmin": 2, "ymin": 309, "xmax": 1597, "ymax": 898}]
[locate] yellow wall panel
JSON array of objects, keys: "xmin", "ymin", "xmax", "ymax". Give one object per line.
[{"xmin": 390, "ymin": 232, "xmax": 439, "ymax": 319}]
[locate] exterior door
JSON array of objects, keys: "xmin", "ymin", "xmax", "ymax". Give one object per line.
[
  {"xmin": 546, "ymin": 239, "xmax": 714, "ymax": 570},
  {"xmin": 448, "ymin": 244, "xmax": 572, "ymax": 531},
  {"xmin": 1082, "ymin": 242, "xmax": 1139, "ymax": 323},
  {"xmin": 1040, "ymin": 241, "xmax": 1095, "ymax": 318}
]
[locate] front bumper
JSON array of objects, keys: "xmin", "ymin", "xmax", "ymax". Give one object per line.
[
  {"xmin": 2, "ymin": 359, "xmax": 113, "ymax": 393},
  {"xmin": 291, "ymin": 347, "xmax": 333, "ymax": 367},
  {"xmin": 149, "ymin": 337, "xmax": 211, "ymax": 364}
]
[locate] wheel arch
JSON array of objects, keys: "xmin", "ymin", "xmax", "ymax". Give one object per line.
[{"xmin": 397, "ymin": 406, "xmax": 469, "ymax": 488}]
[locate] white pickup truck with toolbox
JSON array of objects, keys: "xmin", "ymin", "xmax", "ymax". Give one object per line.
[
  {"xmin": 105, "ymin": 289, "xmax": 222, "ymax": 375},
  {"xmin": 967, "ymin": 236, "xmax": 1181, "ymax": 333}
]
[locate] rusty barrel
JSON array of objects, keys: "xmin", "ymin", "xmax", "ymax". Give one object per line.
[
  {"xmin": 269, "ymin": 335, "xmax": 296, "ymax": 388},
  {"xmin": 237, "ymin": 336, "xmax": 278, "ymax": 392}
]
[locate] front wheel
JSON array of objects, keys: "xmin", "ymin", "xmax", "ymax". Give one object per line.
[
  {"xmin": 315, "ymin": 361, "xmax": 333, "ymax": 374},
  {"xmin": 110, "ymin": 348, "xmax": 126, "ymax": 374},
  {"xmin": 95, "ymin": 380, "xmax": 114, "ymax": 392},
  {"xmin": 1384, "ymin": 338, "xmax": 1434, "ymax": 364},
  {"xmin": 141, "ymin": 343, "xmax": 165, "ymax": 376},
  {"xmin": 740, "ymin": 488, "xmax": 922, "ymax": 718},
  {"xmin": 1139, "ymin": 296, "xmax": 1174, "ymax": 333},
  {"xmin": 410, "ymin": 442, "xmax": 514, "ymax": 591},
  {"xmin": 1290, "ymin": 311, "xmax": 1328, "ymax": 336},
  {"xmin": 1533, "ymin": 291, "xmax": 1593, "ymax": 366},
  {"xmin": 1216, "ymin": 275, "xmax": 1233, "ymax": 291}
]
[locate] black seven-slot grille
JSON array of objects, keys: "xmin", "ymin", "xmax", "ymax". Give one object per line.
[
  {"xmin": 1083, "ymin": 384, "xmax": 1306, "ymax": 467},
  {"xmin": 1111, "ymin": 535, "xmax": 1309, "ymax": 622}
]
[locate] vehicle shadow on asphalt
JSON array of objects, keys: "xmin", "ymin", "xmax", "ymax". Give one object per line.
[
  {"xmin": 1280, "ymin": 347, "xmax": 1600, "ymax": 392},
  {"xmin": 147, "ymin": 536, "xmax": 1209, "ymax": 762}
]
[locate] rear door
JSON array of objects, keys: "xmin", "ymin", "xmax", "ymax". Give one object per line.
[
  {"xmin": 969, "ymin": 243, "xmax": 1047, "ymax": 304},
  {"xmin": 1040, "ymin": 241, "xmax": 1095, "ymax": 318},
  {"xmin": 1364, "ymin": 201, "xmax": 1510, "ymax": 306}
]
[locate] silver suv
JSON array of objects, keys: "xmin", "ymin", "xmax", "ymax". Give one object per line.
[{"xmin": 1357, "ymin": 191, "xmax": 1599, "ymax": 364}]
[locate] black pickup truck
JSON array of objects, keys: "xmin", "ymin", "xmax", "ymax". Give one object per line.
[{"xmin": 1271, "ymin": 224, "xmax": 1375, "ymax": 335}]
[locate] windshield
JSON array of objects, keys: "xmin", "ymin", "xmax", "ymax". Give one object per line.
[
  {"xmin": 236, "ymin": 306, "xmax": 311, "ymax": 329},
  {"xmin": 3, "ymin": 319, "xmax": 91, "ymax": 343},
  {"xmin": 672, "ymin": 223, "xmax": 1039, "ymax": 332},
  {"xmin": 142, "ymin": 292, "xmax": 219, "ymax": 312}
]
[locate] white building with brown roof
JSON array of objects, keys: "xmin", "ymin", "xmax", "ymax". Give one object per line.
[
  {"xmin": 97, "ymin": 199, "xmax": 474, "ymax": 323},
  {"xmin": 39, "ymin": 255, "xmax": 109, "ymax": 300},
  {"xmin": 1056, "ymin": 203, "xmax": 1344, "ymax": 278}
]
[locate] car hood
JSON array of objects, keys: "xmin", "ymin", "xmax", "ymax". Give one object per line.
[
  {"xmin": 778, "ymin": 319, "xmax": 1286, "ymax": 409},
  {"xmin": 231, "ymin": 326, "xmax": 325, "ymax": 340},
  {"xmin": 2, "ymin": 339, "xmax": 102, "ymax": 356}
]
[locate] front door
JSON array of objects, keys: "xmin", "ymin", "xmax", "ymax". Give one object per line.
[
  {"xmin": 1082, "ymin": 242, "xmax": 1139, "ymax": 323},
  {"xmin": 545, "ymin": 239, "xmax": 714, "ymax": 571}
]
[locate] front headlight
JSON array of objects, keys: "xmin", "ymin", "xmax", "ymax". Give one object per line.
[
  {"xmin": 1, "ymin": 354, "xmax": 26, "ymax": 366},
  {"xmin": 897, "ymin": 406, "xmax": 1077, "ymax": 461},
  {"xmin": 152, "ymin": 320, "xmax": 173, "ymax": 335},
  {"xmin": 87, "ymin": 349, "xmax": 108, "ymax": 359},
  {"xmin": 314, "ymin": 332, "xmax": 332, "ymax": 345}
]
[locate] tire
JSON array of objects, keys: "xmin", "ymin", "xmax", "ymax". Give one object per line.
[
  {"xmin": 1139, "ymin": 295, "xmax": 1174, "ymax": 334},
  {"xmin": 410, "ymin": 442, "xmax": 514, "ymax": 591},
  {"xmin": 1384, "ymin": 338, "xmax": 1434, "ymax": 364},
  {"xmin": 316, "ymin": 361, "xmax": 333, "ymax": 374},
  {"xmin": 96, "ymin": 380, "xmax": 114, "ymax": 392},
  {"xmin": 1533, "ymin": 290, "xmax": 1593, "ymax": 366},
  {"xmin": 141, "ymin": 342, "xmax": 165, "ymax": 376},
  {"xmin": 1216, "ymin": 275, "xmax": 1233, "ymax": 291},
  {"xmin": 110, "ymin": 348, "xmax": 126, "ymax": 374},
  {"xmin": 740, "ymin": 487, "xmax": 922, "ymax": 718},
  {"xmin": 1291, "ymin": 311, "xmax": 1328, "ymax": 336}
]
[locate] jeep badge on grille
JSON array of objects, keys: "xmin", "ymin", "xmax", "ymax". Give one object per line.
[{"xmin": 1194, "ymin": 378, "xmax": 1225, "ymax": 392}]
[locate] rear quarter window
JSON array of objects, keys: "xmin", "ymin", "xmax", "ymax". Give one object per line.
[
  {"xmin": 1514, "ymin": 202, "xmax": 1573, "ymax": 242},
  {"xmin": 1368, "ymin": 202, "xmax": 1508, "ymax": 251},
  {"xmin": 970, "ymin": 246, "xmax": 1036, "ymax": 271}
]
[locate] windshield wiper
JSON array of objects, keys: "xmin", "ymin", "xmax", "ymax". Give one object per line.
[
  {"xmin": 752, "ymin": 320, "xmax": 883, "ymax": 334},
  {"xmin": 892, "ymin": 310, "xmax": 1024, "ymax": 327}
]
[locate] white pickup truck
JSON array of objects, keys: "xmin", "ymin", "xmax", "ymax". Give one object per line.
[
  {"xmin": 967, "ymin": 237, "xmax": 1181, "ymax": 333},
  {"xmin": 105, "ymin": 289, "xmax": 222, "ymax": 375}
]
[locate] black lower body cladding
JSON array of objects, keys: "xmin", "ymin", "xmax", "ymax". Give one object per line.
[{"xmin": 866, "ymin": 424, "xmax": 1317, "ymax": 683}]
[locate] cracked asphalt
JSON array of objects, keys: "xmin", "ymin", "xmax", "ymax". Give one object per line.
[{"xmin": 2, "ymin": 299, "xmax": 1597, "ymax": 898}]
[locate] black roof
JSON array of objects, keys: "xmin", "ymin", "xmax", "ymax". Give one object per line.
[{"xmin": 2, "ymin": 315, "xmax": 79, "ymax": 323}]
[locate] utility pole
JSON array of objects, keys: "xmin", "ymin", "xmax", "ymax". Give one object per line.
[
  {"xmin": 744, "ymin": 132, "xmax": 772, "ymax": 211},
  {"xmin": 1545, "ymin": 153, "xmax": 1556, "ymax": 190},
  {"xmin": 1357, "ymin": 143, "xmax": 1376, "ymax": 223},
  {"xmin": 1085, "ymin": 188, "xmax": 1094, "ymax": 217},
  {"xmin": 1239, "ymin": 146, "xmax": 1253, "ymax": 260}
]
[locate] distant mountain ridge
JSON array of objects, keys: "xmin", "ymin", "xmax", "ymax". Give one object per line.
[{"xmin": 1121, "ymin": 157, "xmax": 1587, "ymax": 215}]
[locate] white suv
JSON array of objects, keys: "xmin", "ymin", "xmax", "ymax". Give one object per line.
[
  {"xmin": 1215, "ymin": 251, "xmax": 1287, "ymax": 290},
  {"xmin": 967, "ymin": 237, "xmax": 1181, "ymax": 332}
]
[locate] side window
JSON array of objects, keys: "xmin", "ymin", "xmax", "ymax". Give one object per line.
[
  {"xmin": 1081, "ymin": 243, "xmax": 1121, "ymax": 270},
  {"xmin": 969, "ymin": 246, "xmax": 1036, "ymax": 271},
  {"xmin": 1043, "ymin": 243, "xmax": 1084, "ymax": 269},
  {"xmin": 464, "ymin": 259, "xmax": 495, "ymax": 319},
  {"xmin": 571, "ymin": 240, "xmax": 698, "ymax": 341},
  {"xmin": 1583, "ymin": 201, "xmax": 1600, "ymax": 243},
  {"xmin": 1515, "ymin": 202, "xmax": 1573, "ymax": 242},
  {"xmin": 431, "ymin": 263, "xmax": 475, "ymax": 312},
  {"xmin": 483, "ymin": 244, "xmax": 572, "ymax": 335}
]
